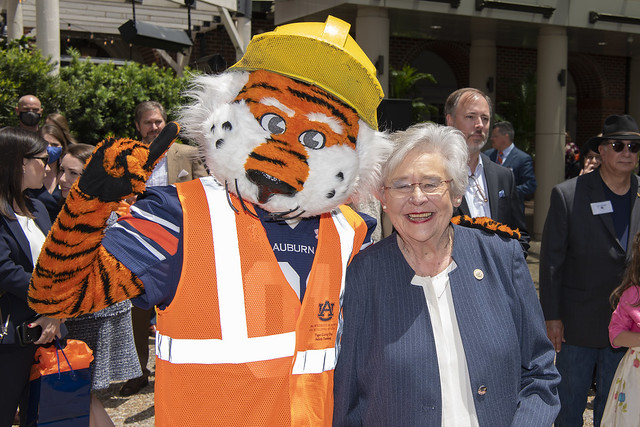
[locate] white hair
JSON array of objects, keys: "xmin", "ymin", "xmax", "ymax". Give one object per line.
[{"xmin": 378, "ymin": 123, "xmax": 469, "ymax": 199}]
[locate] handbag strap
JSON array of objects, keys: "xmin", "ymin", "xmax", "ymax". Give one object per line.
[{"xmin": 54, "ymin": 338, "xmax": 76, "ymax": 379}]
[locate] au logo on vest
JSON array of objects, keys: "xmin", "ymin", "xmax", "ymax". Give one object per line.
[{"xmin": 318, "ymin": 300, "xmax": 334, "ymax": 321}]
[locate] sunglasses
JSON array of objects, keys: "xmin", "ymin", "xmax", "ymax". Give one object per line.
[
  {"xmin": 29, "ymin": 156, "xmax": 49, "ymax": 166},
  {"xmin": 607, "ymin": 142, "xmax": 640, "ymax": 153}
]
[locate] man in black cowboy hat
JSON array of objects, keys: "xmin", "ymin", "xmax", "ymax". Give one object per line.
[{"xmin": 540, "ymin": 114, "xmax": 640, "ymax": 426}]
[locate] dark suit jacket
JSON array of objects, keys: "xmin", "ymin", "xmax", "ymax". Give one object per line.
[
  {"xmin": 333, "ymin": 225, "xmax": 560, "ymax": 426},
  {"xmin": 0, "ymin": 199, "xmax": 51, "ymax": 345},
  {"xmin": 539, "ymin": 170, "xmax": 640, "ymax": 347},
  {"xmin": 454, "ymin": 153, "xmax": 530, "ymax": 255},
  {"xmin": 485, "ymin": 146, "xmax": 537, "ymax": 202}
]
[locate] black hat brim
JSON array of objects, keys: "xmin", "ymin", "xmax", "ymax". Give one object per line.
[{"xmin": 587, "ymin": 133, "xmax": 640, "ymax": 152}]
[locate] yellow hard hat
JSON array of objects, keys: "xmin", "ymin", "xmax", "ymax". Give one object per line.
[{"xmin": 230, "ymin": 15, "xmax": 383, "ymax": 129}]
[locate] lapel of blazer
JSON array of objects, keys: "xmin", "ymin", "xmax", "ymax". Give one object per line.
[
  {"xmin": 586, "ymin": 170, "xmax": 622, "ymax": 251},
  {"xmin": 455, "ymin": 197, "xmax": 471, "ymax": 217},
  {"xmin": 165, "ymin": 144, "xmax": 179, "ymax": 184},
  {"xmin": 486, "ymin": 149, "xmax": 497, "ymax": 162},
  {"xmin": 481, "ymin": 154, "xmax": 501, "ymax": 217},
  {"xmin": 32, "ymin": 201, "xmax": 51, "ymax": 235},
  {"xmin": 628, "ymin": 174, "xmax": 640, "ymax": 258},
  {"xmin": 502, "ymin": 148, "xmax": 518, "ymax": 169},
  {"xmin": 2, "ymin": 211, "xmax": 33, "ymax": 266},
  {"xmin": 448, "ymin": 226, "xmax": 486, "ymax": 380}
]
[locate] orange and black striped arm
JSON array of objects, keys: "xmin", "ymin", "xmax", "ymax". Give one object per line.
[
  {"xmin": 28, "ymin": 124, "xmax": 179, "ymax": 318},
  {"xmin": 28, "ymin": 188, "xmax": 144, "ymax": 317},
  {"xmin": 451, "ymin": 214, "xmax": 521, "ymax": 240}
]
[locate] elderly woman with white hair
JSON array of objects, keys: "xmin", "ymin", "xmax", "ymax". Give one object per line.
[{"xmin": 333, "ymin": 123, "xmax": 560, "ymax": 426}]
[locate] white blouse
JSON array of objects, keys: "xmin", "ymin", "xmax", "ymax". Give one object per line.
[
  {"xmin": 15, "ymin": 213, "xmax": 46, "ymax": 264},
  {"xmin": 411, "ymin": 261, "xmax": 480, "ymax": 427}
]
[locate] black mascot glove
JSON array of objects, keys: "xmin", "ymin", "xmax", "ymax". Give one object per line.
[{"xmin": 78, "ymin": 122, "xmax": 180, "ymax": 202}]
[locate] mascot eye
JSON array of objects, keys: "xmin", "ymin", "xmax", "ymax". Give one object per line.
[
  {"xmin": 260, "ymin": 113, "xmax": 286, "ymax": 135},
  {"xmin": 299, "ymin": 130, "xmax": 325, "ymax": 150}
]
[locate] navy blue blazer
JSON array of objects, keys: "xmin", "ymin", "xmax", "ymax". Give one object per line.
[
  {"xmin": 333, "ymin": 225, "xmax": 560, "ymax": 426},
  {"xmin": 454, "ymin": 153, "xmax": 530, "ymax": 256},
  {"xmin": 485, "ymin": 146, "xmax": 537, "ymax": 203},
  {"xmin": 0, "ymin": 199, "xmax": 51, "ymax": 345}
]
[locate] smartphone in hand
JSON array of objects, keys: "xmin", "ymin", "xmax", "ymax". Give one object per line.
[{"xmin": 16, "ymin": 322, "xmax": 42, "ymax": 346}]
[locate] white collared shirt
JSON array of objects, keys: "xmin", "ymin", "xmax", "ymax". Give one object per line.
[
  {"xmin": 412, "ymin": 261, "xmax": 480, "ymax": 427},
  {"xmin": 465, "ymin": 157, "xmax": 491, "ymax": 218},
  {"xmin": 146, "ymin": 155, "xmax": 168, "ymax": 187},
  {"xmin": 15, "ymin": 213, "xmax": 46, "ymax": 264}
]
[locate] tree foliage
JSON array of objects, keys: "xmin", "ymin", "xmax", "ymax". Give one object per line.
[
  {"xmin": 0, "ymin": 42, "xmax": 193, "ymax": 144},
  {"xmin": 389, "ymin": 64, "xmax": 438, "ymax": 123},
  {"xmin": 496, "ymin": 71, "xmax": 537, "ymax": 154},
  {"xmin": 0, "ymin": 37, "xmax": 66, "ymax": 127}
]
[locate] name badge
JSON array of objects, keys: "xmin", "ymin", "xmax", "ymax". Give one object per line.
[{"xmin": 591, "ymin": 201, "xmax": 613, "ymax": 215}]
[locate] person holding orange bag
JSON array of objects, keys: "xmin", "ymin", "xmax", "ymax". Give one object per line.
[{"xmin": 0, "ymin": 127, "xmax": 64, "ymax": 427}]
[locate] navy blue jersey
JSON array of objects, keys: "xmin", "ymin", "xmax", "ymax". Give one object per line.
[{"xmin": 102, "ymin": 185, "xmax": 375, "ymax": 308}]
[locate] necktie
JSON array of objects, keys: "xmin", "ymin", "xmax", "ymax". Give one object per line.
[{"xmin": 497, "ymin": 151, "xmax": 504, "ymax": 165}]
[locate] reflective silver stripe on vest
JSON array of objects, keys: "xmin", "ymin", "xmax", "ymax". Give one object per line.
[
  {"xmin": 291, "ymin": 348, "xmax": 337, "ymax": 375},
  {"xmin": 157, "ymin": 177, "xmax": 354, "ymax": 370},
  {"xmin": 156, "ymin": 331, "xmax": 296, "ymax": 364}
]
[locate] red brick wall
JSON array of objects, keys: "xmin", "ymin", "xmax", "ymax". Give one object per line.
[
  {"xmin": 390, "ymin": 37, "xmax": 469, "ymax": 88},
  {"xmin": 127, "ymin": 17, "xmax": 630, "ymax": 157},
  {"xmin": 388, "ymin": 35, "xmax": 630, "ymax": 155},
  {"xmin": 189, "ymin": 17, "xmax": 275, "ymax": 71}
]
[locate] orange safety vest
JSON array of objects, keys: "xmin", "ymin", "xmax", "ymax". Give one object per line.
[{"xmin": 154, "ymin": 177, "xmax": 368, "ymax": 426}]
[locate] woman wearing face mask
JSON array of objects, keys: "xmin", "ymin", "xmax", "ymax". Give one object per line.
[
  {"xmin": 37, "ymin": 124, "xmax": 68, "ymax": 205},
  {"xmin": 0, "ymin": 127, "xmax": 64, "ymax": 427},
  {"xmin": 57, "ymin": 143, "xmax": 142, "ymax": 427}
]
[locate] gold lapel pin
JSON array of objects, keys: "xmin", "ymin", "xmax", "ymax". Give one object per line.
[{"xmin": 473, "ymin": 269, "xmax": 484, "ymax": 280}]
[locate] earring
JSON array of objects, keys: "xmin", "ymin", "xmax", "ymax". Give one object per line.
[{"xmin": 382, "ymin": 205, "xmax": 387, "ymax": 210}]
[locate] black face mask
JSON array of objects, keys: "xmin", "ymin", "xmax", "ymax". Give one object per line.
[{"xmin": 19, "ymin": 111, "xmax": 41, "ymax": 127}]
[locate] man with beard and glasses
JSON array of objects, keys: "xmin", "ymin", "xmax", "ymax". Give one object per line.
[
  {"xmin": 15, "ymin": 95, "xmax": 43, "ymax": 132},
  {"xmin": 444, "ymin": 88, "xmax": 530, "ymax": 256}
]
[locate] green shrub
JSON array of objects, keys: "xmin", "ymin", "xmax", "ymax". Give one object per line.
[
  {"xmin": 0, "ymin": 37, "xmax": 65, "ymax": 127},
  {"xmin": 0, "ymin": 41, "xmax": 194, "ymax": 144}
]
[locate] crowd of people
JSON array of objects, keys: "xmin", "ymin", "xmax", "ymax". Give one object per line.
[
  {"xmin": 2, "ymin": 16, "xmax": 640, "ymax": 427},
  {"xmin": 1, "ymin": 95, "xmax": 206, "ymax": 427}
]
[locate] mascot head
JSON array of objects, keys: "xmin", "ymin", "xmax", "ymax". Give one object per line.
[{"xmin": 180, "ymin": 16, "xmax": 391, "ymax": 218}]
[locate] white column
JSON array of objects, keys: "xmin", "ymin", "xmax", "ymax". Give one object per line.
[
  {"xmin": 533, "ymin": 26, "xmax": 567, "ymax": 239},
  {"xmin": 237, "ymin": 16, "xmax": 252, "ymax": 53},
  {"xmin": 36, "ymin": 0, "xmax": 60, "ymax": 74},
  {"xmin": 355, "ymin": 6, "xmax": 389, "ymax": 96},
  {"xmin": 469, "ymin": 39, "xmax": 496, "ymax": 101},
  {"xmin": 355, "ymin": 6, "xmax": 389, "ymax": 237},
  {"xmin": 6, "ymin": 0, "xmax": 23, "ymax": 41}
]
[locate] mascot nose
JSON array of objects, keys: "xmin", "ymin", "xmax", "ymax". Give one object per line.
[{"xmin": 247, "ymin": 170, "xmax": 297, "ymax": 203}]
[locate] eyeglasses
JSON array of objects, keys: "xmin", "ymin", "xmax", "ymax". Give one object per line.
[
  {"xmin": 28, "ymin": 156, "xmax": 49, "ymax": 166},
  {"xmin": 384, "ymin": 179, "xmax": 452, "ymax": 199},
  {"xmin": 607, "ymin": 142, "xmax": 640, "ymax": 153},
  {"xmin": 469, "ymin": 174, "xmax": 488, "ymax": 203}
]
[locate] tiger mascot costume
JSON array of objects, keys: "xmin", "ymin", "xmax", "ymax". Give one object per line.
[{"xmin": 29, "ymin": 16, "xmax": 391, "ymax": 426}]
